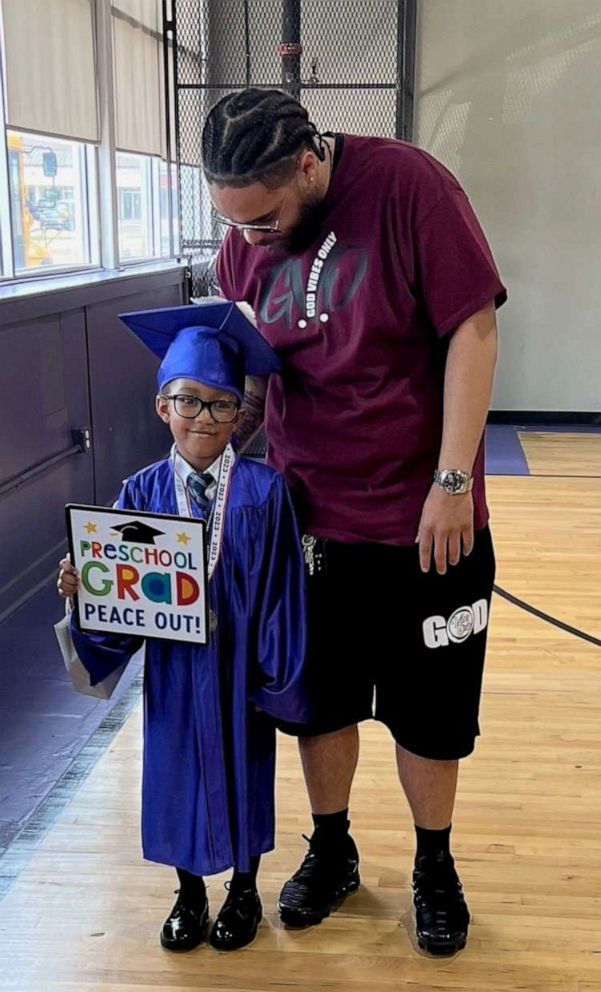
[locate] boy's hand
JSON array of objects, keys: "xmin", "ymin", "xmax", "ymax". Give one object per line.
[{"xmin": 57, "ymin": 555, "xmax": 79, "ymax": 599}]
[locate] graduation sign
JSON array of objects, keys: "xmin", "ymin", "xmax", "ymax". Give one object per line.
[{"xmin": 67, "ymin": 504, "xmax": 208, "ymax": 644}]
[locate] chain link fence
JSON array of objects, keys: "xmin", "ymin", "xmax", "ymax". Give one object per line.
[{"xmin": 167, "ymin": 0, "xmax": 415, "ymax": 297}]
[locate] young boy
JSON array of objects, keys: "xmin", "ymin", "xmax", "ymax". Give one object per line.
[{"xmin": 57, "ymin": 301, "xmax": 311, "ymax": 953}]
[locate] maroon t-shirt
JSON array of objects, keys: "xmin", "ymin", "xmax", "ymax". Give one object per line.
[{"xmin": 217, "ymin": 135, "xmax": 506, "ymax": 546}]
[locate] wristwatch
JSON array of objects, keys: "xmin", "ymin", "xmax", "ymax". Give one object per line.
[{"xmin": 433, "ymin": 469, "xmax": 474, "ymax": 495}]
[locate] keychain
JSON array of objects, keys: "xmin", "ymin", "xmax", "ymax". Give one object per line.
[{"xmin": 302, "ymin": 534, "xmax": 326, "ymax": 576}]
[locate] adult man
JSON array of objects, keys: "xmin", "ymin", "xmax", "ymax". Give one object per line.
[{"xmin": 202, "ymin": 87, "xmax": 505, "ymax": 955}]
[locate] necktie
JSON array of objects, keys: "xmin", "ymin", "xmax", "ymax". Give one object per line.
[{"xmin": 187, "ymin": 470, "xmax": 213, "ymax": 512}]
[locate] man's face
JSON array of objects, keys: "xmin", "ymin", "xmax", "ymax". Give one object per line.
[{"xmin": 209, "ymin": 156, "xmax": 327, "ymax": 253}]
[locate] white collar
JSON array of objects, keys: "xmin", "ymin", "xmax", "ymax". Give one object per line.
[{"xmin": 172, "ymin": 446, "xmax": 222, "ymax": 485}]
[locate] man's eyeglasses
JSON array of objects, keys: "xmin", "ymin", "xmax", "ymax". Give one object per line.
[
  {"xmin": 212, "ymin": 187, "xmax": 290, "ymax": 234},
  {"xmin": 162, "ymin": 394, "xmax": 240, "ymax": 423}
]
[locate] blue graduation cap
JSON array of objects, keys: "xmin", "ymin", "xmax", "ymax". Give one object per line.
[{"xmin": 118, "ymin": 301, "xmax": 281, "ymax": 402}]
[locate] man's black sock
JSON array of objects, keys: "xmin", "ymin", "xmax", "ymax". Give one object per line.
[
  {"xmin": 311, "ymin": 808, "xmax": 351, "ymax": 853},
  {"xmin": 414, "ymin": 823, "xmax": 452, "ymax": 864}
]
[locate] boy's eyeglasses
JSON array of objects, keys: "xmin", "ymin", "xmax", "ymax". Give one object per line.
[
  {"xmin": 162, "ymin": 394, "xmax": 240, "ymax": 423},
  {"xmin": 212, "ymin": 187, "xmax": 290, "ymax": 234}
]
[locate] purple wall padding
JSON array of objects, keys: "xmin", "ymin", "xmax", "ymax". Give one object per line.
[{"xmin": 0, "ymin": 271, "xmax": 184, "ymax": 854}]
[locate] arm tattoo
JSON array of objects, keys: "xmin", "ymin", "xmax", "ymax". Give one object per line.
[
  {"xmin": 206, "ymin": 265, "xmax": 265, "ymax": 452},
  {"xmin": 235, "ymin": 375, "xmax": 267, "ymax": 452}
]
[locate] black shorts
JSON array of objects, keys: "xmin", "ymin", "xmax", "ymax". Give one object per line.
[{"xmin": 278, "ymin": 527, "xmax": 496, "ymax": 760}]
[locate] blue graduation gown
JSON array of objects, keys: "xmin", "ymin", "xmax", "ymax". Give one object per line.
[{"xmin": 70, "ymin": 456, "xmax": 311, "ymax": 876}]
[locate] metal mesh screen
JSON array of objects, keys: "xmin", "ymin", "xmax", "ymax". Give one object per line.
[{"xmin": 168, "ymin": 0, "xmax": 413, "ymax": 298}]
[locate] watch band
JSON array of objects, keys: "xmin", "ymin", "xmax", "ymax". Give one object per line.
[{"xmin": 434, "ymin": 469, "xmax": 474, "ymax": 495}]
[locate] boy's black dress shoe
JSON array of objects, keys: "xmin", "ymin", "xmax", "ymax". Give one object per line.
[
  {"xmin": 412, "ymin": 852, "xmax": 470, "ymax": 955},
  {"xmin": 278, "ymin": 832, "xmax": 360, "ymax": 927},
  {"xmin": 209, "ymin": 885, "xmax": 262, "ymax": 951},
  {"xmin": 160, "ymin": 893, "xmax": 209, "ymax": 951}
]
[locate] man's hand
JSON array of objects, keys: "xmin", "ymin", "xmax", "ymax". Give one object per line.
[
  {"xmin": 416, "ymin": 485, "xmax": 474, "ymax": 575},
  {"xmin": 418, "ymin": 302, "xmax": 497, "ymax": 575}
]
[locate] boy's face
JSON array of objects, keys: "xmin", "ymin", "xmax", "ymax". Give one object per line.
[{"xmin": 156, "ymin": 378, "xmax": 245, "ymax": 469}]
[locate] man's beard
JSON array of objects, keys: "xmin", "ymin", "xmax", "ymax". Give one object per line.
[{"xmin": 279, "ymin": 193, "xmax": 329, "ymax": 254}]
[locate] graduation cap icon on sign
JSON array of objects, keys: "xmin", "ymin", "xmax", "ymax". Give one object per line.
[{"xmin": 111, "ymin": 520, "xmax": 165, "ymax": 544}]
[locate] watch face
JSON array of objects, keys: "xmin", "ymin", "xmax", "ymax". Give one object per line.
[{"xmin": 443, "ymin": 471, "xmax": 462, "ymax": 494}]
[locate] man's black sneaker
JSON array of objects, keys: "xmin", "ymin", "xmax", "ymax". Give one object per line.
[
  {"xmin": 412, "ymin": 852, "xmax": 470, "ymax": 955},
  {"xmin": 278, "ymin": 832, "xmax": 360, "ymax": 927}
]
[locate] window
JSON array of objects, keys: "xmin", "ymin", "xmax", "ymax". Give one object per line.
[
  {"xmin": 159, "ymin": 161, "xmax": 179, "ymax": 257},
  {"xmin": 0, "ymin": 8, "xmax": 180, "ymax": 281},
  {"xmin": 116, "ymin": 152, "xmax": 154, "ymax": 261},
  {"xmin": 7, "ymin": 130, "xmax": 98, "ymax": 274},
  {"xmin": 120, "ymin": 189, "xmax": 142, "ymax": 221},
  {"xmin": 180, "ymin": 164, "xmax": 208, "ymax": 248}
]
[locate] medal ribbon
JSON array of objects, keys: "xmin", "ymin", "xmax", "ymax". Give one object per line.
[{"xmin": 171, "ymin": 442, "xmax": 235, "ymax": 581}]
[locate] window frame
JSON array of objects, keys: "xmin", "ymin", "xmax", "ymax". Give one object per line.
[
  {"xmin": 116, "ymin": 149, "xmax": 159, "ymax": 265},
  {"xmin": 2, "ymin": 128, "xmax": 101, "ymax": 281},
  {"xmin": 0, "ymin": 1, "xmax": 179, "ymax": 285}
]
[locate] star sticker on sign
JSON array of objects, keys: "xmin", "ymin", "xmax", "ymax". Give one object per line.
[
  {"xmin": 177, "ymin": 532, "xmax": 191, "ymax": 545},
  {"xmin": 84, "ymin": 521, "xmax": 98, "ymax": 534}
]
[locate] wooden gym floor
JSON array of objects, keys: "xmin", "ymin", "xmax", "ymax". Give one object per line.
[{"xmin": 0, "ymin": 430, "xmax": 599, "ymax": 992}]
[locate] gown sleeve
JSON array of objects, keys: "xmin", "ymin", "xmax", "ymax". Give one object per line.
[
  {"xmin": 250, "ymin": 474, "xmax": 313, "ymax": 724},
  {"xmin": 69, "ymin": 476, "xmax": 145, "ymax": 686}
]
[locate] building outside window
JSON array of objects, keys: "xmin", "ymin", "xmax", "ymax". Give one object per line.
[{"xmin": 116, "ymin": 152, "xmax": 154, "ymax": 260}]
